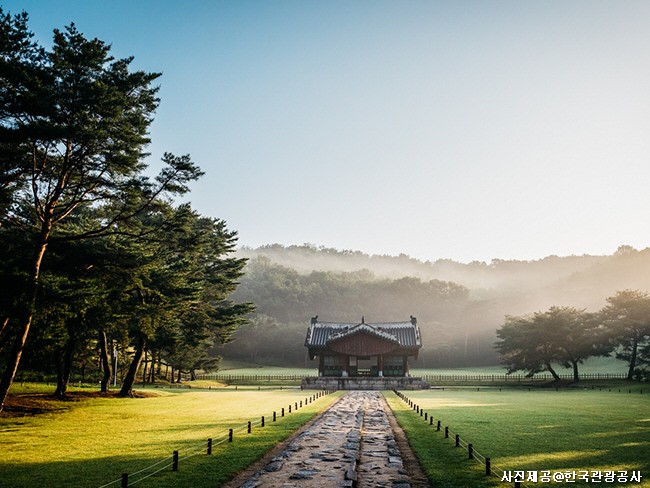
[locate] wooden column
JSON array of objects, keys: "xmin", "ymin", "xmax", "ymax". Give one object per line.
[
  {"xmin": 318, "ymin": 355, "xmax": 324, "ymax": 376},
  {"xmin": 378, "ymin": 354, "xmax": 384, "ymax": 377}
]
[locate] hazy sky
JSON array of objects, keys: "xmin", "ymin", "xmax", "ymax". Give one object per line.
[{"xmin": 6, "ymin": 1, "xmax": 650, "ymax": 263}]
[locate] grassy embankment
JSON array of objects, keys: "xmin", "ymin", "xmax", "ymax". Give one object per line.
[
  {"xmin": 385, "ymin": 383, "xmax": 650, "ymax": 488},
  {"xmin": 0, "ymin": 383, "xmax": 343, "ymax": 488}
]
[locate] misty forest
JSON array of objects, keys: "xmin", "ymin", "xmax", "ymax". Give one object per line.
[
  {"xmin": 1, "ymin": 8, "xmax": 650, "ymax": 415},
  {"xmin": 225, "ymin": 244, "xmax": 650, "ymax": 379}
]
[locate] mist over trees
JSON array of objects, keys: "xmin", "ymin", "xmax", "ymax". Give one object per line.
[
  {"xmin": 225, "ymin": 244, "xmax": 650, "ymax": 377},
  {"xmin": 495, "ymin": 307, "xmax": 612, "ymax": 381},
  {"xmin": 224, "ymin": 256, "xmax": 477, "ymax": 367}
]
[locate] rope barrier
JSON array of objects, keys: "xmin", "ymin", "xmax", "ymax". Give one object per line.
[
  {"xmin": 96, "ymin": 389, "xmax": 335, "ymax": 487},
  {"xmin": 393, "ymin": 390, "xmax": 531, "ymax": 488},
  {"xmin": 97, "ymin": 478, "xmax": 121, "ymax": 488},
  {"xmin": 127, "ymin": 461, "xmax": 175, "ymax": 486}
]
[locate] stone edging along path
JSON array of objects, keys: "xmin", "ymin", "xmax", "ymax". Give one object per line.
[{"xmin": 222, "ymin": 391, "xmax": 429, "ymax": 488}]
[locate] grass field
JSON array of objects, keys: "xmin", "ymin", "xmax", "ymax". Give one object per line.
[
  {"xmin": 2, "ymin": 376, "xmax": 648, "ymax": 487},
  {"xmin": 386, "ymin": 385, "xmax": 650, "ymax": 487},
  {"xmin": 0, "ymin": 384, "xmax": 343, "ymax": 488}
]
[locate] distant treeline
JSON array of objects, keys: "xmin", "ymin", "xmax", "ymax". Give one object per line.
[{"xmin": 222, "ymin": 244, "xmax": 650, "ymax": 371}]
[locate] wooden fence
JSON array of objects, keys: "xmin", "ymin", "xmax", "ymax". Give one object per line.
[{"xmin": 197, "ymin": 372, "xmax": 627, "ymax": 383}]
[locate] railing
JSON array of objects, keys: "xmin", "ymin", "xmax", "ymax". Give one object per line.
[
  {"xmin": 197, "ymin": 373, "xmax": 310, "ymax": 381},
  {"xmin": 393, "ymin": 390, "xmax": 532, "ymax": 488},
  {"xmin": 419, "ymin": 372, "xmax": 628, "ymax": 382},
  {"xmin": 196, "ymin": 372, "xmax": 628, "ymax": 383},
  {"xmin": 95, "ymin": 390, "xmax": 336, "ymax": 487}
]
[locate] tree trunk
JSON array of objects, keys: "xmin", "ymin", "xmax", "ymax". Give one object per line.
[
  {"xmin": 0, "ymin": 318, "xmax": 14, "ymax": 352},
  {"xmin": 0, "ymin": 317, "xmax": 8, "ymax": 339},
  {"xmin": 627, "ymin": 336, "xmax": 639, "ymax": 380},
  {"xmin": 545, "ymin": 362, "xmax": 561, "ymax": 381},
  {"xmin": 54, "ymin": 345, "xmax": 74, "ymax": 398},
  {"xmin": 571, "ymin": 359, "xmax": 580, "ymax": 382},
  {"xmin": 119, "ymin": 333, "xmax": 147, "ymax": 397},
  {"xmin": 98, "ymin": 329, "xmax": 111, "ymax": 393},
  {"xmin": 177, "ymin": 367, "xmax": 182, "ymax": 383},
  {"xmin": 148, "ymin": 354, "xmax": 153, "ymax": 383},
  {"xmin": 55, "ymin": 317, "xmax": 78, "ymax": 399},
  {"xmin": 0, "ymin": 233, "xmax": 49, "ymax": 412},
  {"xmin": 142, "ymin": 349, "xmax": 148, "ymax": 384}
]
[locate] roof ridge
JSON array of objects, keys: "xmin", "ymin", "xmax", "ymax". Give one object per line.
[
  {"xmin": 313, "ymin": 320, "xmax": 414, "ymax": 326},
  {"xmin": 326, "ymin": 322, "xmax": 400, "ymax": 344}
]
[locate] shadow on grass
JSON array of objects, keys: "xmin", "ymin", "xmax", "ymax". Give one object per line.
[
  {"xmin": 1, "ymin": 411, "xmax": 320, "ymax": 488},
  {"xmin": 385, "ymin": 392, "xmax": 502, "ymax": 488}
]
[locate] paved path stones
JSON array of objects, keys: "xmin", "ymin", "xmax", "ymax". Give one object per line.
[{"xmin": 228, "ymin": 391, "xmax": 416, "ymax": 488}]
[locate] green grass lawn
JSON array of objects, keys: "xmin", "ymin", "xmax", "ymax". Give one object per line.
[
  {"xmin": 386, "ymin": 386, "xmax": 650, "ymax": 487},
  {"xmin": 0, "ymin": 384, "xmax": 343, "ymax": 488},
  {"xmin": 3, "ymin": 379, "xmax": 648, "ymax": 488}
]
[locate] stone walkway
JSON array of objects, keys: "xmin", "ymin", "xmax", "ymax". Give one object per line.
[{"xmin": 224, "ymin": 391, "xmax": 423, "ymax": 488}]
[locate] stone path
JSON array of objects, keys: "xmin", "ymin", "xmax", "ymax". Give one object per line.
[{"xmin": 224, "ymin": 391, "xmax": 425, "ymax": 488}]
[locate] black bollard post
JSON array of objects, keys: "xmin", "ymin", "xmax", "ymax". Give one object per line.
[
  {"xmin": 486, "ymin": 457, "xmax": 491, "ymax": 475},
  {"xmin": 468, "ymin": 444, "xmax": 473, "ymax": 459},
  {"xmin": 229, "ymin": 428, "xmax": 233, "ymax": 442},
  {"xmin": 172, "ymin": 450, "xmax": 179, "ymax": 471},
  {"xmin": 207, "ymin": 438, "xmax": 212, "ymax": 455},
  {"xmin": 121, "ymin": 473, "xmax": 128, "ymax": 488}
]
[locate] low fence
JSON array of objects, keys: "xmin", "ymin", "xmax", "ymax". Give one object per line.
[
  {"xmin": 96, "ymin": 390, "xmax": 335, "ymax": 487},
  {"xmin": 197, "ymin": 372, "xmax": 628, "ymax": 383},
  {"xmin": 419, "ymin": 372, "xmax": 627, "ymax": 382},
  {"xmin": 393, "ymin": 390, "xmax": 532, "ymax": 488},
  {"xmin": 198, "ymin": 373, "xmax": 309, "ymax": 382}
]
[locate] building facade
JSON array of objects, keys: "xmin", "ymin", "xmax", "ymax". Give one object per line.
[{"xmin": 305, "ymin": 316, "xmax": 422, "ymax": 377}]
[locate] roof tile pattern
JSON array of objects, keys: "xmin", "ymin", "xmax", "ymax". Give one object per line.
[{"xmin": 305, "ymin": 320, "xmax": 421, "ymax": 350}]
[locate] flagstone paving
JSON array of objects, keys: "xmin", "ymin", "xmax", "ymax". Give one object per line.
[{"xmin": 226, "ymin": 391, "xmax": 421, "ymax": 487}]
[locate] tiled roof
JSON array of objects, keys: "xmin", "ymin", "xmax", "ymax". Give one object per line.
[
  {"xmin": 305, "ymin": 319, "xmax": 422, "ymax": 350},
  {"xmin": 327, "ymin": 323, "xmax": 400, "ymax": 345}
]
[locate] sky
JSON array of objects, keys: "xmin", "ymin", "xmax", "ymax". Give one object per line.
[{"xmin": 5, "ymin": 1, "xmax": 650, "ymax": 263}]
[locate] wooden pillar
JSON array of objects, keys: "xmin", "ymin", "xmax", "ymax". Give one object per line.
[
  {"xmin": 403, "ymin": 355, "xmax": 409, "ymax": 377},
  {"xmin": 342, "ymin": 355, "xmax": 349, "ymax": 377},
  {"xmin": 318, "ymin": 355, "xmax": 324, "ymax": 377},
  {"xmin": 378, "ymin": 354, "xmax": 384, "ymax": 377}
]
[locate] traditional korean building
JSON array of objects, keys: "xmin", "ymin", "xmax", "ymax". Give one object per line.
[{"xmin": 305, "ymin": 316, "xmax": 422, "ymax": 377}]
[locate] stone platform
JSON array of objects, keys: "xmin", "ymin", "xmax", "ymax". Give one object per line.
[{"xmin": 301, "ymin": 376, "xmax": 430, "ymax": 390}]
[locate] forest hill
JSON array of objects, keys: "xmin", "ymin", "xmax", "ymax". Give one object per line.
[{"xmin": 222, "ymin": 247, "xmax": 650, "ymax": 378}]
